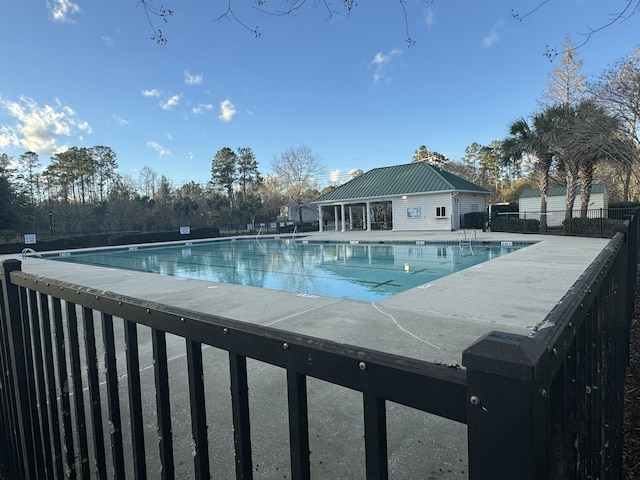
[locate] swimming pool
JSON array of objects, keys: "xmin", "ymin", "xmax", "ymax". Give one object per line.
[{"xmin": 49, "ymin": 238, "xmax": 525, "ymax": 302}]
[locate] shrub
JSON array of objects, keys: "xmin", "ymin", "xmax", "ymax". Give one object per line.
[
  {"xmin": 493, "ymin": 216, "xmax": 540, "ymax": 233},
  {"xmin": 562, "ymin": 217, "xmax": 621, "ymax": 238},
  {"xmin": 108, "ymin": 226, "xmax": 220, "ymax": 246},
  {"xmin": 462, "ymin": 212, "xmax": 487, "ymax": 229}
]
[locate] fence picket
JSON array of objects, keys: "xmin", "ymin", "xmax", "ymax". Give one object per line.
[{"xmin": 0, "ymin": 209, "xmax": 637, "ymax": 479}]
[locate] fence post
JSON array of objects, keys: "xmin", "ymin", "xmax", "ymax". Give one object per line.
[
  {"xmin": 0, "ymin": 259, "xmax": 37, "ymax": 480},
  {"xmin": 462, "ymin": 331, "xmax": 549, "ymax": 480}
]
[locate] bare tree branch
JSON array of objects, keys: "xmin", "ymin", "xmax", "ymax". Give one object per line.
[
  {"xmin": 139, "ymin": 0, "xmax": 422, "ymax": 46},
  {"xmin": 513, "ymin": 0, "xmax": 639, "ymax": 60},
  {"xmin": 139, "ymin": 0, "xmax": 174, "ymax": 45}
]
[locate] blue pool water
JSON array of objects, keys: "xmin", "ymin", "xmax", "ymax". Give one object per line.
[{"xmin": 49, "ymin": 239, "xmax": 524, "ymax": 302}]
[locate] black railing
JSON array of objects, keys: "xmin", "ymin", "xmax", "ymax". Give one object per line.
[
  {"xmin": 1, "ymin": 209, "xmax": 638, "ymax": 479},
  {"xmin": 488, "ymin": 207, "xmax": 637, "ymax": 238},
  {"xmin": 0, "ymin": 261, "xmax": 466, "ymax": 479}
]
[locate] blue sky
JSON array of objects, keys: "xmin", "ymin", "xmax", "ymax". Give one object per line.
[{"xmin": 0, "ymin": 1, "xmax": 637, "ymax": 189}]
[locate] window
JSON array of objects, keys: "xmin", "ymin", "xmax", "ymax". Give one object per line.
[{"xmin": 436, "ymin": 206, "xmax": 446, "ymax": 218}]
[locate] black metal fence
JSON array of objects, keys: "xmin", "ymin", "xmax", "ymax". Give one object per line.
[
  {"xmin": 1, "ymin": 210, "xmax": 638, "ymax": 479},
  {"xmin": 487, "ymin": 207, "xmax": 637, "ymax": 238}
]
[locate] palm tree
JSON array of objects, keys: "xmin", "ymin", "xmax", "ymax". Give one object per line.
[
  {"xmin": 555, "ymin": 99, "xmax": 631, "ymax": 217},
  {"xmin": 503, "ymin": 107, "xmax": 562, "ymax": 233}
]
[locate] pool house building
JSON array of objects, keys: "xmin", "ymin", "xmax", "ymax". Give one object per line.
[
  {"xmin": 312, "ymin": 161, "xmax": 491, "ymax": 232},
  {"xmin": 518, "ymin": 184, "xmax": 609, "ymax": 227}
]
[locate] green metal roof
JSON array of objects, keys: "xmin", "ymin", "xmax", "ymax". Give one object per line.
[
  {"xmin": 313, "ymin": 162, "xmax": 490, "ymax": 203},
  {"xmin": 520, "ymin": 184, "xmax": 606, "ymax": 199}
]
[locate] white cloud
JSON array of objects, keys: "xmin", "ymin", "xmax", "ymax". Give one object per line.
[
  {"xmin": 48, "ymin": 0, "xmax": 80, "ymax": 22},
  {"xmin": 146, "ymin": 141, "xmax": 172, "ymax": 158},
  {"xmin": 369, "ymin": 49, "xmax": 401, "ymax": 84},
  {"xmin": 102, "ymin": 36, "xmax": 113, "ymax": 47},
  {"xmin": 192, "ymin": 103, "xmax": 213, "ymax": 114},
  {"xmin": 218, "ymin": 99, "xmax": 236, "ymax": 122},
  {"xmin": 142, "ymin": 89, "xmax": 161, "ymax": 97},
  {"xmin": 0, "ymin": 96, "xmax": 91, "ymax": 156},
  {"xmin": 424, "ymin": 8, "xmax": 435, "ymax": 28},
  {"xmin": 329, "ymin": 170, "xmax": 342, "ymax": 184},
  {"xmin": 184, "ymin": 71, "xmax": 203, "ymax": 85},
  {"xmin": 113, "ymin": 115, "xmax": 128, "ymax": 126},
  {"xmin": 482, "ymin": 23, "xmax": 503, "ymax": 47},
  {"xmin": 161, "ymin": 95, "xmax": 181, "ymax": 110}
]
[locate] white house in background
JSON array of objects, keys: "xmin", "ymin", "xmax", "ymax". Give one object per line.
[
  {"xmin": 311, "ymin": 162, "xmax": 491, "ymax": 232},
  {"xmin": 282, "ymin": 202, "xmax": 317, "ymax": 223},
  {"xmin": 519, "ymin": 184, "xmax": 609, "ymax": 227}
]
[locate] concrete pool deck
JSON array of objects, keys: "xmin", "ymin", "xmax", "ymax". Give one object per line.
[
  {"xmin": 5, "ymin": 229, "xmax": 610, "ymax": 366},
  {"xmin": 0, "ymin": 230, "xmax": 612, "ymax": 478}
]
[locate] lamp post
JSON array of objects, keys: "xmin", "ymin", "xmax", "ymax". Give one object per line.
[
  {"xmin": 201, "ymin": 213, "xmax": 204, "ymax": 226},
  {"xmin": 48, "ymin": 212, "xmax": 54, "ymax": 242}
]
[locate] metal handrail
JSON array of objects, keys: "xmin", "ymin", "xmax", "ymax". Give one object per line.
[{"xmin": 21, "ymin": 248, "xmax": 42, "ymax": 259}]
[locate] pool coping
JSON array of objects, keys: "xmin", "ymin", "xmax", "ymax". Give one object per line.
[{"xmin": 35, "ymin": 236, "xmax": 536, "ymax": 260}]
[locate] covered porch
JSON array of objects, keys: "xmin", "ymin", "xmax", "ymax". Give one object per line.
[{"xmin": 316, "ymin": 201, "xmax": 392, "ymax": 232}]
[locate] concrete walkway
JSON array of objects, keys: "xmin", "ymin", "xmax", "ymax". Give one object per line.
[{"xmin": 1, "ymin": 230, "xmax": 611, "ymax": 479}]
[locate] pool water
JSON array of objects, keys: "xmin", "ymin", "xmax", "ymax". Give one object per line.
[{"xmin": 49, "ymin": 239, "xmax": 523, "ymax": 302}]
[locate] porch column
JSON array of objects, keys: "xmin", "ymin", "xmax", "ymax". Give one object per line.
[
  {"xmin": 317, "ymin": 205, "xmax": 323, "ymax": 232},
  {"xmin": 366, "ymin": 202, "xmax": 372, "ymax": 231},
  {"xmin": 334, "ymin": 205, "xmax": 339, "ymax": 231},
  {"xmin": 361, "ymin": 206, "xmax": 366, "ymax": 229},
  {"xmin": 341, "ymin": 204, "xmax": 346, "ymax": 232},
  {"xmin": 348, "ymin": 206, "xmax": 353, "ymax": 230}
]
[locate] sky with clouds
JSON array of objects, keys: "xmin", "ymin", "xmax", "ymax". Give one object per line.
[{"xmin": 0, "ymin": 1, "xmax": 638, "ymax": 187}]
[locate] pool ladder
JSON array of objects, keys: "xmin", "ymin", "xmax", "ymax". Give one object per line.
[
  {"xmin": 21, "ymin": 248, "xmax": 43, "ymax": 259},
  {"xmin": 459, "ymin": 230, "xmax": 476, "ymax": 256}
]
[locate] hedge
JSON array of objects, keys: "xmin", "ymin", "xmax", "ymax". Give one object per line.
[
  {"xmin": 492, "ymin": 216, "xmax": 540, "ymax": 233},
  {"xmin": 0, "ymin": 226, "xmax": 220, "ymax": 254},
  {"xmin": 562, "ymin": 217, "xmax": 620, "ymax": 238}
]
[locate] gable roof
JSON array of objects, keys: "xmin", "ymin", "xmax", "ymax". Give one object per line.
[
  {"xmin": 520, "ymin": 184, "xmax": 606, "ymax": 199},
  {"xmin": 313, "ymin": 162, "xmax": 490, "ymax": 203}
]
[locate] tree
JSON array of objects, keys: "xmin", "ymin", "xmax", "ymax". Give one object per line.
[
  {"xmin": 502, "ymin": 178, "xmax": 534, "ymax": 204},
  {"xmin": 156, "ymin": 175, "xmax": 174, "ymax": 204},
  {"xmin": 92, "ymin": 146, "xmax": 119, "ymax": 202},
  {"xmin": 441, "ymin": 161, "xmax": 476, "ymax": 184},
  {"xmin": 236, "ymin": 147, "xmax": 262, "ymax": 203},
  {"xmin": 537, "ymin": 39, "xmax": 587, "ymax": 219},
  {"xmin": 271, "ymin": 145, "xmax": 324, "ymax": 223},
  {"xmin": 590, "ymin": 45, "xmax": 640, "ymax": 202},
  {"xmin": 174, "ymin": 196, "xmax": 199, "ymax": 220},
  {"xmin": 109, "ymin": 175, "xmax": 139, "ymax": 201},
  {"xmin": 555, "ymin": 100, "xmax": 632, "ymax": 216},
  {"xmin": 540, "ymin": 37, "xmax": 587, "ymax": 107},
  {"xmin": 45, "ymin": 147, "xmax": 96, "ymax": 203},
  {"xmin": 211, "ymin": 147, "xmax": 238, "ymax": 209},
  {"xmin": 412, "ymin": 146, "xmax": 448, "ymax": 166},
  {"xmin": 16, "ymin": 151, "xmax": 41, "ymax": 207},
  {"xmin": 503, "ymin": 107, "xmax": 562, "ymax": 233},
  {"xmin": 258, "ymin": 174, "xmax": 286, "ymax": 220},
  {"xmin": 239, "ymin": 193, "xmax": 263, "ymax": 227},
  {"xmin": 139, "ymin": 165, "xmax": 159, "ymax": 200},
  {"xmin": 459, "ymin": 141, "xmax": 503, "ymax": 198},
  {"xmin": 0, "ymin": 174, "xmax": 19, "ymax": 230},
  {"xmin": 0, "ymin": 155, "xmax": 20, "ymax": 230}
]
